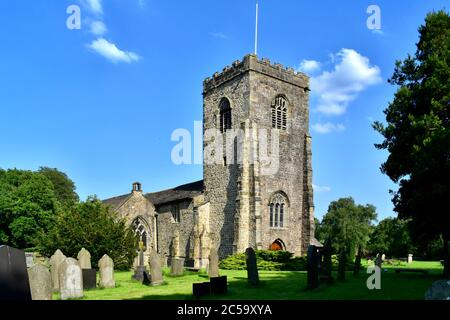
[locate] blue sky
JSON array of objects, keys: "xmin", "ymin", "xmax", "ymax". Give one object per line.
[{"xmin": 0, "ymin": 0, "xmax": 447, "ymax": 221}]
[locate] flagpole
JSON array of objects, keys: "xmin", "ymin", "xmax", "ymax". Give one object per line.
[{"xmin": 254, "ymin": 1, "xmax": 259, "ymax": 56}]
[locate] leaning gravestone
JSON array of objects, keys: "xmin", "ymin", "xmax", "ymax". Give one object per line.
[
  {"xmin": 245, "ymin": 248, "xmax": 259, "ymax": 286},
  {"xmin": 59, "ymin": 258, "xmax": 83, "ymax": 300},
  {"xmin": 0, "ymin": 245, "xmax": 32, "ymax": 300},
  {"xmin": 208, "ymin": 247, "xmax": 219, "ymax": 278},
  {"xmin": 170, "ymin": 257, "xmax": 185, "ymax": 276},
  {"xmin": 307, "ymin": 245, "xmax": 319, "ymax": 289},
  {"xmin": 148, "ymin": 251, "xmax": 164, "ymax": 285},
  {"xmin": 50, "ymin": 249, "xmax": 66, "ymax": 292},
  {"xmin": 425, "ymin": 280, "xmax": 450, "ymax": 300},
  {"xmin": 98, "ymin": 254, "xmax": 115, "ymax": 289},
  {"xmin": 77, "ymin": 248, "xmax": 96, "ymax": 290},
  {"xmin": 28, "ymin": 264, "xmax": 52, "ymax": 300}
]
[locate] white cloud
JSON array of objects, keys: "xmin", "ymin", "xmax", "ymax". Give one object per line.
[
  {"xmin": 90, "ymin": 20, "xmax": 107, "ymax": 36},
  {"xmin": 298, "ymin": 59, "xmax": 321, "ymax": 74},
  {"xmin": 83, "ymin": 0, "xmax": 103, "ymax": 15},
  {"xmin": 313, "ymin": 184, "xmax": 332, "ymax": 193},
  {"xmin": 87, "ymin": 38, "xmax": 140, "ymax": 63},
  {"xmin": 209, "ymin": 32, "xmax": 229, "ymax": 40},
  {"xmin": 312, "ymin": 122, "xmax": 346, "ymax": 134},
  {"xmin": 311, "ymin": 49, "xmax": 381, "ymax": 116}
]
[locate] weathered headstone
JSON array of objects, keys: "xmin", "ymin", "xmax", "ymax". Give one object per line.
[
  {"xmin": 98, "ymin": 254, "xmax": 115, "ymax": 288},
  {"xmin": 307, "ymin": 245, "xmax": 319, "ymax": 289},
  {"xmin": 170, "ymin": 257, "xmax": 185, "ymax": 276},
  {"xmin": 425, "ymin": 280, "xmax": 450, "ymax": 300},
  {"xmin": 408, "ymin": 254, "xmax": 413, "ymax": 264},
  {"xmin": 132, "ymin": 241, "xmax": 150, "ymax": 284},
  {"xmin": 77, "ymin": 248, "xmax": 92, "ymax": 269},
  {"xmin": 321, "ymin": 239, "xmax": 333, "ymax": 283},
  {"xmin": 148, "ymin": 251, "xmax": 164, "ymax": 285},
  {"xmin": 50, "ymin": 249, "xmax": 66, "ymax": 292},
  {"xmin": 28, "ymin": 264, "xmax": 52, "ymax": 300},
  {"xmin": 0, "ymin": 245, "xmax": 32, "ymax": 300},
  {"xmin": 59, "ymin": 258, "xmax": 83, "ymax": 300},
  {"xmin": 208, "ymin": 247, "xmax": 219, "ymax": 278},
  {"xmin": 245, "ymin": 248, "xmax": 259, "ymax": 286}
]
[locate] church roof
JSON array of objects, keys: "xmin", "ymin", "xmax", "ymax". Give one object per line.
[
  {"xmin": 103, "ymin": 180, "xmax": 204, "ymax": 210},
  {"xmin": 145, "ymin": 180, "xmax": 204, "ymax": 206}
]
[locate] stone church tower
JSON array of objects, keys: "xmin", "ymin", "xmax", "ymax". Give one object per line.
[
  {"xmin": 203, "ymin": 54, "xmax": 315, "ymax": 258},
  {"xmin": 104, "ymin": 54, "xmax": 316, "ymax": 268}
]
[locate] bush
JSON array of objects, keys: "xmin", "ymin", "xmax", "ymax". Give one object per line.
[{"xmin": 219, "ymin": 250, "xmax": 307, "ymax": 271}]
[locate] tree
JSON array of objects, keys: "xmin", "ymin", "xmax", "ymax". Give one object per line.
[
  {"xmin": 37, "ymin": 197, "xmax": 138, "ymax": 270},
  {"xmin": 373, "ymin": 10, "xmax": 450, "ymax": 276},
  {"xmin": 0, "ymin": 169, "xmax": 60, "ymax": 249},
  {"xmin": 321, "ymin": 198, "xmax": 377, "ymax": 262},
  {"xmin": 368, "ymin": 217, "xmax": 415, "ymax": 258},
  {"xmin": 38, "ymin": 167, "xmax": 79, "ymax": 209}
]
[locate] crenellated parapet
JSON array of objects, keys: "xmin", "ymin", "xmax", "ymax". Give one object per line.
[{"xmin": 203, "ymin": 54, "xmax": 310, "ymax": 94}]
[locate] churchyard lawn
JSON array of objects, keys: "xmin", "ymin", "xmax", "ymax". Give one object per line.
[{"xmin": 62, "ymin": 261, "xmax": 443, "ymax": 300}]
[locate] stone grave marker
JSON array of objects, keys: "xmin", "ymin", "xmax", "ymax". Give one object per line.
[
  {"xmin": 170, "ymin": 257, "xmax": 185, "ymax": 276},
  {"xmin": 208, "ymin": 247, "xmax": 219, "ymax": 278},
  {"xmin": 77, "ymin": 248, "xmax": 92, "ymax": 269},
  {"xmin": 77, "ymin": 248, "xmax": 96, "ymax": 290},
  {"xmin": 148, "ymin": 250, "xmax": 164, "ymax": 285},
  {"xmin": 50, "ymin": 249, "xmax": 66, "ymax": 292},
  {"xmin": 210, "ymin": 276, "xmax": 228, "ymax": 295},
  {"xmin": 59, "ymin": 258, "xmax": 83, "ymax": 300},
  {"xmin": 98, "ymin": 254, "xmax": 115, "ymax": 288},
  {"xmin": 307, "ymin": 245, "xmax": 319, "ymax": 289},
  {"xmin": 28, "ymin": 264, "xmax": 52, "ymax": 300},
  {"xmin": 245, "ymin": 247, "xmax": 259, "ymax": 286},
  {"xmin": 0, "ymin": 245, "xmax": 32, "ymax": 300}
]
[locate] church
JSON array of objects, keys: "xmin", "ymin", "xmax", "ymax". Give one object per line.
[{"xmin": 103, "ymin": 54, "xmax": 317, "ymax": 268}]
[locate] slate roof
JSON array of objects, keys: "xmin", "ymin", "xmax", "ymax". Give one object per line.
[
  {"xmin": 103, "ymin": 180, "xmax": 204, "ymax": 210},
  {"xmin": 145, "ymin": 180, "xmax": 204, "ymax": 206}
]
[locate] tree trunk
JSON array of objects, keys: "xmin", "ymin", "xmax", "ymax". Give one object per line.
[
  {"xmin": 444, "ymin": 232, "xmax": 449, "ymax": 278},
  {"xmin": 353, "ymin": 247, "xmax": 362, "ymax": 276},
  {"xmin": 337, "ymin": 248, "xmax": 346, "ymax": 281}
]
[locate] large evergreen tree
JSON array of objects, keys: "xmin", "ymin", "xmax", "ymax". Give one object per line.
[{"xmin": 373, "ymin": 10, "xmax": 450, "ymax": 276}]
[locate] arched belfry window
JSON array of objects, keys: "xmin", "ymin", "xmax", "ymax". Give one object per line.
[
  {"xmin": 131, "ymin": 218, "xmax": 150, "ymax": 250},
  {"xmin": 219, "ymin": 98, "xmax": 232, "ymax": 133},
  {"xmin": 271, "ymin": 95, "xmax": 288, "ymax": 130},
  {"xmin": 269, "ymin": 192, "xmax": 288, "ymax": 228}
]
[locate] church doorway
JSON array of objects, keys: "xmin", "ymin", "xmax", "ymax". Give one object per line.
[{"xmin": 270, "ymin": 239, "xmax": 285, "ymax": 251}]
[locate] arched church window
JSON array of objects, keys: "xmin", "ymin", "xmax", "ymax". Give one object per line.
[
  {"xmin": 219, "ymin": 98, "xmax": 232, "ymax": 133},
  {"xmin": 131, "ymin": 218, "xmax": 150, "ymax": 250},
  {"xmin": 271, "ymin": 95, "xmax": 287, "ymax": 130},
  {"xmin": 269, "ymin": 192, "xmax": 288, "ymax": 228}
]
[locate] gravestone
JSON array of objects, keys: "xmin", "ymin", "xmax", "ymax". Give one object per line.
[
  {"xmin": 132, "ymin": 242, "xmax": 150, "ymax": 284},
  {"xmin": 425, "ymin": 280, "xmax": 450, "ymax": 300},
  {"xmin": 210, "ymin": 276, "xmax": 228, "ymax": 295},
  {"xmin": 77, "ymin": 248, "xmax": 92, "ymax": 269},
  {"xmin": 50, "ymin": 249, "xmax": 66, "ymax": 292},
  {"xmin": 77, "ymin": 248, "xmax": 96, "ymax": 290},
  {"xmin": 408, "ymin": 254, "xmax": 413, "ymax": 264},
  {"xmin": 245, "ymin": 248, "xmax": 259, "ymax": 286},
  {"xmin": 0, "ymin": 245, "xmax": 32, "ymax": 300},
  {"xmin": 28, "ymin": 264, "xmax": 52, "ymax": 300},
  {"xmin": 148, "ymin": 251, "xmax": 164, "ymax": 285},
  {"xmin": 321, "ymin": 239, "xmax": 333, "ymax": 283},
  {"xmin": 59, "ymin": 258, "xmax": 83, "ymax": 300},
  {"xmin": 208, "ymin": 247, "xmax": 219, "ymax": 278},
  {"xmin": 193, "ymin": 282, "xmax": 211, "ymax": 299},
  {"xmin": 170, "ymin": 257, "xmax": 185, "ymax": 276},
  {"xmin": 98, "ymin": 254, "xmax": 115, "ymax": 288},
  {"xmin": 307, "ymin": 245, "xmax": 319, "ymax": 289}
]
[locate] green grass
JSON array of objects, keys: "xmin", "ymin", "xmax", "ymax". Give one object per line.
[{"xmin": 56, "ymin": 261, "xmax": 444, "ymax": 300}]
